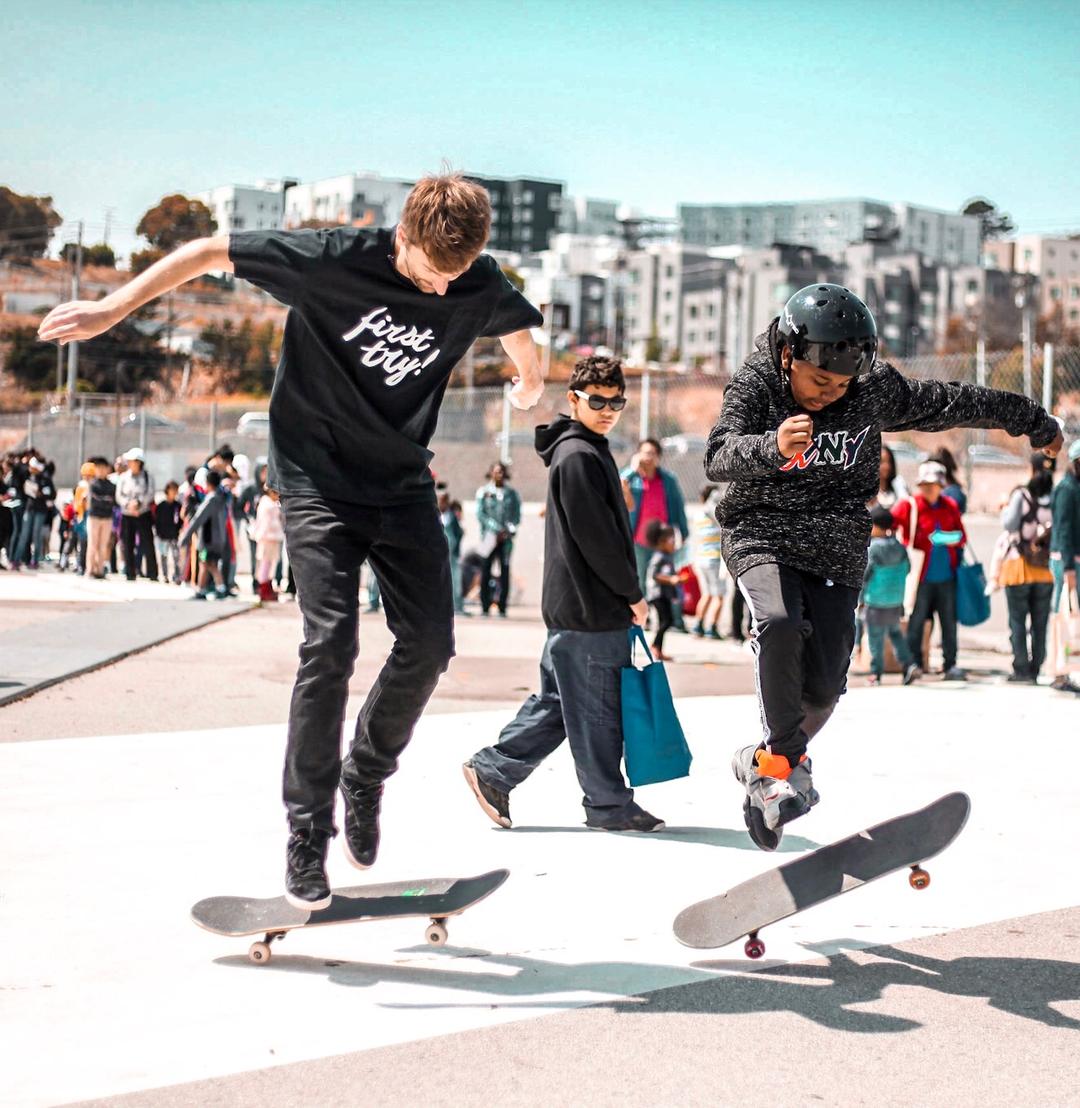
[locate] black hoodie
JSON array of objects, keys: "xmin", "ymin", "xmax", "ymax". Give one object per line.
[
  {"xmin": 705, "ymin": 321, "xmax": 1059, "ymax": 589},
  {"xmin": 535, "ymin": 414, "xmax": 643, "ymax": 631}
]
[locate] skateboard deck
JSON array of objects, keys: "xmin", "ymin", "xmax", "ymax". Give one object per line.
[
  {"xmin": 674, "ymin": 792, "xmax": 970, "ymax": 957},
  {"xmin": 192, "ymin": 868, "xmax": 509, "ymax": 963}
]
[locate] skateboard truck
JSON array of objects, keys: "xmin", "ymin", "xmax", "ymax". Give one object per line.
[{"xmin": 245, "ymin": 915, "xmax": 452, "ymax": 963}]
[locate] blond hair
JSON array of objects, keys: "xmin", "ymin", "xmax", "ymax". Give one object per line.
[{"xmin": 400, "ymin": 173, "xmax": 491, "ymax": 273}]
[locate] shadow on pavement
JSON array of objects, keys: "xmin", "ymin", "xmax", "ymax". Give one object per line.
[
  {"xmin": 212, "ymin": 939, "xmax": 1080, "ymax": 1033},
  {"xmin": 506, "ymin": 825, "xmax": 819, "ymax": 853}
]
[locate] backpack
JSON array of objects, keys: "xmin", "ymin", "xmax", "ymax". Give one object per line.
[{"xmin": 1015, "ymin": 489, "xmax": 1052, "ymax": 569}]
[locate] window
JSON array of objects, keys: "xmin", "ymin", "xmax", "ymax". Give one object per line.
[
  {"xmin": 663, "ymin": 314, "xmax": 672, "ymax": 327},
  {"xmin": 706, "ymin": 303, "xmax": 716, "ymax": 317},
  {"xmin": 706, "ymin": 330, "xmax": 715, "ymax": 342},
  {"xmin": 689, "ymin": 304, "xmax": 698, "ymax": 319},
  {"xmin": 1048, "ymin": 270, "xmax": 1056, "ymax": 279},
  {"xmin": 967, "ymin": 279, "xmax": 979, "ymax": 294},
  {"xmin": 664, "ymin": 289, "xmax": 672, "ymax": 301},
  {"xmin": 491, "ymin": 210, "xmax": 499, "ymax": 222},
  {"xmin": 523, "ymin": 190, "xmax": 534, "ymax": 204},
  {"xmin": 1071, "ymin": 309, "xmax": 1079, "ymax": 321},
  {"xmin": 490, "ymin": 190, "xmax": 501, "ymax": 204},
  {"xmin": 522, "ymin": 209, "xmax": 533, "ymax": 223},
  {"xmin": 1048, "ymin": 247, "xmax": 1056, "ymax": 257},
  {"xmin": 548, "ymin": 193, "xmax": 561, "ymax": 211},
  {"xmin": 1071, "ymin": 285, "xmax": 1080, "ymax": 299},
  {"xmin": 665, "ymin": 265, "xmax": 675, "ymax": 279},
  {"xmin": 688, "ymin": 331, "xmax": 697, "ymax": 344},
  {"xmin": 1024, "ymin": 249, "xmax": 1033, "ymax": 262},
  {"xmin": 521, "ymin": 226, "xmax": 532, "ymax": 240}
]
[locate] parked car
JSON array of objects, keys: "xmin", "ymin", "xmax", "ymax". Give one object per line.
[
  {"xmin": 236, "ymin": 412, "xmax": 271, "ymax": 438},
  {"xmin": 123, "ymin": 411, "xmax": 186, "ymax": 432},
  {"xmin": 967, "ymin": 444, "xmax": 1025, "ymax": 467},
  {"xmin": 883, "ymin": 440, "xmax": 927, "ymax": 464}
]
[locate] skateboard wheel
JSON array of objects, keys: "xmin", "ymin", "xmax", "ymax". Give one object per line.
[
  {"xmin": 425, "ymin": 920, "xmax": 448, "ymax": 946},
  {"xmin": 744, "ymin": 934, "xmax": 766, "ymax": 959},
  {"xmin": 909, "ymin": 866, "xmax": 931, "ymax": 890},
  {"xmin": 248, "ymin": 941, "xmax": 272, "ymax": 964}
]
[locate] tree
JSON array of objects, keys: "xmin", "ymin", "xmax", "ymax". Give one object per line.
[
  {"xmin": 1, "ymin": 324, "xmax": 56, "ymax": 389},
  {"xmin": 198, "ymin": 318, "xmax": 280, "ymax": 393},
  {"xmin": 136, "ymin": 194, "xmax": 217, "ymax": 252},
  {"xmin": 60, "ymin": 242, "xmax": 116, "ymax": 267},
  {"xmin": 962, "ymin": 198, "xmax": 1016, "ymax": 242},
  {"xmin": 129, "ymin": 247, "xmax": 165, "ymax": 276},
  {"xmin": 0, "ymin": 186, "xmax": 62, "ymax": 260}
]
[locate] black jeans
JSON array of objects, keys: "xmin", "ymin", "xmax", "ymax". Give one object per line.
[
  {"xmin": 469, "ymin": 627, "xmax": 635, "ymax": 819},
  {"xmin": 907, "ymin": 578, "xmax": 958, "ymax": 671},
  {"xmin": 120, "ymin": 512, "xmax": 158, "ymax": 580},
  {"xmin": 737, "ymin": 563, "xmax": 858, "ymax": 764},
  {"xmin": 480, "ymin": 538, "xmax": 511, "ymax": 614},
  {"xmin": 280, "ymin": 494, "xmax": 455, "ymax": 832},
  {"xmin": 1005, "ymin": 581, "xmax": 1053, "ymax": 678}
]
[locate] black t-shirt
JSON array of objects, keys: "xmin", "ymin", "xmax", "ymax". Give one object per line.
[{"xmin": 229, "ymin": 226, "xmax": 543, "ymax": 505}]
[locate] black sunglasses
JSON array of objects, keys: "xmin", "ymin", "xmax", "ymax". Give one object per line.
[{"xmin": 573, "ymin": 389, "xmax": 627, "ymax": 412}]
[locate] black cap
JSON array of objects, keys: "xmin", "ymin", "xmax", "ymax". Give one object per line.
[
  {"xmin": 870, "ymin": 505, "xmax": 895, "ymax": 530},
  {"xmin": 778, "ymin": 283, "xmax": 878, "ymax": 377}
]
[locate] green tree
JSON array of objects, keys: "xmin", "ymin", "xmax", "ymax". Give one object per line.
[
  {"xmin": 60, "ymin": 242, "xmax": 116, "ymax": 267},
  {"xmin": 0, "ymin": 186, "xmax": 62, "ymax": 259},
  {"xmin": 130, "ymin": 247, "xmax": 165, "ymax": 276},
  {"xmin": 962, "ymin": 198, "xmax": 1016, "ymax": 242},
  {"xmin": 136, "ymin": 194, "xmax": 217, "ymax": 252},
  {"xmin": 1, "ymin": 324, "xmax": 56, "ymax": 388}
]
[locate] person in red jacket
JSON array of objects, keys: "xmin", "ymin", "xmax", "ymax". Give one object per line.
[{"xmin": 891, "ymin": 461, "xmax": 967, "ymax": 680}]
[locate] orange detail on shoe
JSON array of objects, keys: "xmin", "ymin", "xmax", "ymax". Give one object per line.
[{"xmin": 754, "ymin": 750, "xmax": 806, "ymax": 780}]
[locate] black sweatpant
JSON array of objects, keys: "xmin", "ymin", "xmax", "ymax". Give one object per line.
[
  {"xmin": 650, "ymin": 597, "xmax": 674, "ymax": 653},
  {"xmin": 280, "ymin": 494, "xmax": 455, "ymax": 832},
  {"xmin": 480, "ymin": 538, "xmax": 511, "ymax": 614},
  {"xmin": 120, "ymin": 512, "xmax": 158, "ymax": 580},
  {"xmin": 736, "ymin": 562, "xmax": 859, "ymax": 765}
]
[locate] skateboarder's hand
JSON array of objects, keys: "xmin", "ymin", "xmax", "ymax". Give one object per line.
[
  {"xmin": 777, "ymin": 414, "xmax": 814, "ymax": 459},
  {"xmin": 631, "ymin": 598, "xmax": 649, "ymax": 626},
  {"xmin": 509, "ymin": 375, "xmax": 544, "ymax": 410},
  {"xmin": 1040, "ymin": 423, "xmax": 1065, "ymax": 458},
  {"xmin": 38, "ymin": 300, "xmax": 121, "ymax": 345}
]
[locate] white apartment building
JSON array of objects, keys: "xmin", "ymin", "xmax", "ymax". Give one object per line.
[
  {"xmin": 558, "ymin": 197, "xmax": 621, "ymax": 237},
  {"xmin": 194, "ymin": 179, "xmax": 293, "ymax": 235},
  {"xmin": 281, "ymin": 173, "xmax": 413, "ymax": 230},
  {"xmin": 986, "ymin": 235, "xmax": 1080, "ymax": 326}
]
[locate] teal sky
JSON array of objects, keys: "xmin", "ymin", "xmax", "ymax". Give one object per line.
[{"xmin": 3, "ymin": 0, "xmax": 1079, "ymax": 260}]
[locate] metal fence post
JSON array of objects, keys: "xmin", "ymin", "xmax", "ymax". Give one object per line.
[
  {"xmin": 27, "ymin": 410, "xmax": 34, "ymax": 447},
  {"xmin": 139, "ymin": 409, "xmax": 147, "ymax": 452},
  {"xmin": 639, "ymin": 370, "xmax": 651, "ymax": 441},
  {"xmin": 78, "ymin": 408, "xmax": 86, "ymax": 466},
  {"xmin": 976, "ymin": 339, "xmax": 986, "ymax": 388},
  {"xmin": 1043, "ymin": 342, "xmax": 1054, "ymax": 413},
  {"xmin": 209, "ymin": 402, "xmax": 218, "ymax": 454},
  {"xmin": 500, "ymin": 382, "xmax": 513, "ymax": 467}
]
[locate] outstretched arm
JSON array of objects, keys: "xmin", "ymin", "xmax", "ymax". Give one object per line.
[
  {"xmin": 37, "ymin": 234, "xmax": 233, "ymax": 345},
  {"xmin": 880, "ymin": 367, "xmax": 1063, "ymax": 456}
]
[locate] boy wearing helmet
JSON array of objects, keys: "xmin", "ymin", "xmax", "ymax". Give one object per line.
[{"xmin": 706, "ymin": 284, "xmax": 1063, "ymax": 850}]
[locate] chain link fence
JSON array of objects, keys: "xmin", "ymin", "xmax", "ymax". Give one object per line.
[{"xmin": 8, "ymin": 345, "xmax": 1080, "ymax": 509}]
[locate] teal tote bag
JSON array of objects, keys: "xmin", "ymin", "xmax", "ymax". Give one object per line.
[{"xmin": 620, "ymin": 627, "xmax": 692, "ymax": 787}]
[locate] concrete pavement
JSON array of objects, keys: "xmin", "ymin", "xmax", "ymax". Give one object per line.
[{"xmin": 3, "ymin": 681, "xmax": 1079, "ymax": 1106}]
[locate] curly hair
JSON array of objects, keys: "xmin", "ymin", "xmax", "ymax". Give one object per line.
[{"xmin": 568, "ymin": 355, "xmax": 625, "ymax": 394}]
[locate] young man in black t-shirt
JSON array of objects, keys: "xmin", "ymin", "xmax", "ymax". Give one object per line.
[{"xmin": 39, "ymin": 173, "xmax": 545, "ymax": 908}]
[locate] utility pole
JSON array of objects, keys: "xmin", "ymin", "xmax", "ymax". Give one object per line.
[
  {"xmin": 66, "ymin": 221, "xmax": 84, "ymax": 407},
  {"xmin": 103, "ymin": 207, "xmax": 116, "ymax": 247}
]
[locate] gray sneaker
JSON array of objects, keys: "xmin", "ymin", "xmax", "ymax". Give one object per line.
[
  {"xmin": 943, "ymin": 667, "xmax": 967, "ymax": 682},
  {"xmin": 732, "ymin": 744, "xmax": 815, "ymax": 836}
]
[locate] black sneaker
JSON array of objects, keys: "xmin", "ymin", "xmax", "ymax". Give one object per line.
[
  {"xmin": 1051, "ymin": 676, "xmax": 1080, "ymax": 695},
  {"xmin": 340, "ymin": 777, "xmax": 382, "ymax": 869},
  {"xmin": 462, "ymin": 760, "xmax": 512, "ymax": 828},
  {"xmin": 585, "ymin": 808, "xmax": 666, "ymax": 833},
  {"xmin": 742, "ymin": 796, "xmax": 780, "ymax": 852},
  {"xmin": 285, "ymin": 827, "xmax": 332, "ymax": 910}
]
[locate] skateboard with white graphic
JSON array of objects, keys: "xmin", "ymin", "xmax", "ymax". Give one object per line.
[
  {"xmin": 192, "ymin": 869, "xmax": 509, "ymax": 964},
  {"xmin": 673, "ymin": 792, "xmax": 970, "ymax": 957}
]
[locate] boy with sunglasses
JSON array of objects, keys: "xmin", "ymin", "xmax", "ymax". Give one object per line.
[
  {"xmin": 707, "ymin": 283, "xmax": 1063, "ymax": 851},
  {"xmin": 463, "ymin": 356, "xmax": 665, "ymax": 832}
]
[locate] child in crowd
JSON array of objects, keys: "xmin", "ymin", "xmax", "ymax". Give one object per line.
[
  {"xmin": 86, "ymin": 457, "xmax": 117, "ymax": 579},
  {"xmin": 252, "ymin": 484, "xmax": 285, "ymax": 603},
  {"xmin": 861, "ymin": 506, "xmax": 920, "ymax": 686},
  {"xmin": 178, "ymin": 469, "xmax": 229, "ymax": 600},
  {"xmin": 439, "ymin": 487, "xmax": 467, "ymax": 616},
  {"xmin": 463, "ymin": 355, "xmax": 663, "ymax": 833},
  {"xmin": 692, "ymin": 484, "xmax": 726, "ymax": 639},
  {"xmin": 706, "ymin": 282, "xmax": 1062, "ymax": 850},
  {"xmin": 646, "ymin": 521, "xmax": 679, "ymax": 662},
  {"xmin": 154, "ymin": 481, "xmax": 183, "ymax": 584}
]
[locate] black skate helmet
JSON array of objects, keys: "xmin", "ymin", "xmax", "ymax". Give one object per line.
[{"xmin": 777, "ymin": 284, "xmax": 878, "ymax": 377}]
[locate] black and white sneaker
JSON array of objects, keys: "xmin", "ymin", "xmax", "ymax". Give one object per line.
[
  {"xmin": 285, "ymin": 827, "xmax": 332, "ymax": 911},
  {"xmin": 585, "ymin": 807, "xmax": 665, "ymax": 833},
  {"xmin": 462, "ymin": 760, "xmax": 512, "ymax": 828},
  {"xmin": 340, "ymin": 777, "xmax": 382, "ymax": 869}
]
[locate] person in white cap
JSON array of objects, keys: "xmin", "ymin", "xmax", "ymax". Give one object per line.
[
  {"xmin": 892, "ymin": 461, "xmax": 967, "ymax": 680},
  {"xmin": 116, "ymin": 447, "xmax": 158, "ymax": 581}
]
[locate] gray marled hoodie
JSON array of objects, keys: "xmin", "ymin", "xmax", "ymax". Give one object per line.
[{"xmin": 705, "ymin": 321, "xmax": 1059, "ymax": 589}]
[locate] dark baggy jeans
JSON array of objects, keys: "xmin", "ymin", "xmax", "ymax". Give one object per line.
[
  {"xmin": 866, "ymin": 620, "xmax": 912, "ymax": 676},
  {"xmin": 736, "ymin": 563, "xmax": 859, "ymax": 764},
  {"xmin": 469, "ymin": 627, "xmax": 636, "ymax": 819},
  {"xmin": 480, "ymin": 538, "xmax": 511, "ymax": 614},
  {"xmin": 280, "ymin": 494, "xmax": 455, "ymax": 832},
  {"xmin": 907, "ymin": 578, "xmax": 958, "ymax": 671},
  {"xmin": 1005, "ymin": 581, "xmax": 1053, "ymax": 678}
]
